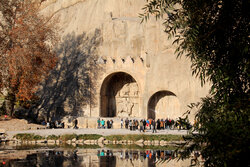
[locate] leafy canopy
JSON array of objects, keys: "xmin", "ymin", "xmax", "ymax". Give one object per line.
[
  {"xmin": 141, "ymin": 0, "xmax": 249, "ymax": 166},
  {"xmin": 0, "ymin": 0, "xmax": 58, "ymax": 114}
]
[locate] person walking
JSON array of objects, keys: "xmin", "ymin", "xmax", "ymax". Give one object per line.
[
  {"xmin": 46, "ymin": 122, "xmax": 50, "ymax": 129},
  {"xmin": 140, "ymin": 120, "xmax": 144, "ymax": 132},
  {"xmin": 149, "ymin": 119, "xmax": 152, "ymax": 130},
  {"xmin": 73, "ymin": 118, "xmax": 78, "ymax": 129},
  {"xmin": 160, "ymin": 119, "xmax": 164, "ymax": 130},
  {"xmin": 110, "ymin": 119, "xmax": 113, "ymax": 128},
  {"xmin": 125, "ymin": 118, "xmax": 129, "ymax": 129},
  {"xmin": 135, "ymin": 120, "xmax": 139, "ymax": 129},
  {"xmin": 107, "ymin": 120, "xmax": 110, "ymax": 129},
  {"xmin": 152, "ymin": 120, "xmax": 157, "ymax": 133},
  {"xmin": 97, "ymin": 118, "xmax": 101, "ymax": 129},
  {"xmin": 146, "ymin": 119, "xmax": 149, "ymax": 129},
  {"xmin": 121, "ymin": 118, "xmax": 124, "ymax": 129},
  {"xmin": 143, "ymin": 119, "xmax": 146, "ymax": 131},
  {"xmin": 129, "ymin": 120, "xmax": 132, "ymax": 131},
  {"xmin": 101, "ymin": 119, "xmax": 105, "ymax": 129},
  {"xmin": 132, "ymin": 120, "xmax": 135, "ymax": 131},
  {"xmin": 165, "ymin": 119, "xmax": 168, "ymax": 129},
  {"xmin": 157, "ymin": 119, "xmax": 160, "ymax": 130}
]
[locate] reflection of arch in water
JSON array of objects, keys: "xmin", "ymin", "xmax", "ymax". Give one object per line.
[
  {"xmin": 148, "ymin": 90, "xmax": 180, "ymax": 119},
  {"xmin": 100, "ymin": 72, "xmax": 139, "ymax": 117}
]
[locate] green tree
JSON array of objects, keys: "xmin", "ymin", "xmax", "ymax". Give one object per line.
[
  {"xmin": 142, "ymin": 0, "xmax": 249, "ymax": 166},
  {"xmin": 0, "ymin": 0, "xmax": 58, "ymax": 116}
]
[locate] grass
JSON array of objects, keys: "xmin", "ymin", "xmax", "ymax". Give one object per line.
[
  {"xmin": 47, "ymin": 135, "xmax": 60, "ymax": 140},
  {"xmin": 14, "ymin": 133, "xmax": 44, "ymax": 141},
  {"xmin": 14, "ymin": 133, "xmax": 103, "ymax": 141},
  {"xmin": 47, "ymin": 134, "xmax": 103, "ymax": 141},
  {"xmin": 58, "ymin": 134, "xmax": 103, "ymax": 141},
  {"xmin": 77, "ymin": 134, "xmax": 103, "ymax": 140},
  {"xmin": 13, "ymin": 133, "xmax": 183, "ymax": 142},
  {"xmin": 105, "ymin": 134, "xmax": 183, "ymax": 142}
]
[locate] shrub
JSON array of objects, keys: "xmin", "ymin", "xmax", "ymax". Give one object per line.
[
  {"xmin": 14, "ymin": 133, "xmax": 44, "ymax": 140},
  {"xmin": 47, "ymin": 135, "xmax": 59, "ymax": 140},
  {"xmin": 77, "ymin": 134, "xmax": 102, "ymax": 140}
]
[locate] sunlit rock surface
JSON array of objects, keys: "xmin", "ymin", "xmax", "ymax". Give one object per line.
[{"xmin": 37, "ymin": 0, "xmax": 210, "ymax": 124}]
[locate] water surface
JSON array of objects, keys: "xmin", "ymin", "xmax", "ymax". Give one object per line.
[{"xmin": 0, "ymin": 145, "xmax": 191, "ymax": 167}]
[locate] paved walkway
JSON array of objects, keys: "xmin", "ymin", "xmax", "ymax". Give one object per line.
[{"xmin": 6, "ymin": 128, "xmax": 189, "ymax": 138}]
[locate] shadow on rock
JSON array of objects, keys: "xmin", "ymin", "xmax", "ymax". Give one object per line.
[{"xmin": 30, "ymin": 29, "xmax": 103, "ymax": 122}]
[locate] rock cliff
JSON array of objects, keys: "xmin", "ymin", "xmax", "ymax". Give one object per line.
[{"xmin": 37, "ymin": 0, "xmax": 210, "ymax": 122}]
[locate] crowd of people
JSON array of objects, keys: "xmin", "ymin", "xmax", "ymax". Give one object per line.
[
  {"xmin": 120, "ymin": 117, "xmax": 192, "ymax": 132},
  {"xmin": 41, "ymin": 118, "xmax": 79, "ymax": 129},
  {"xmin": 97, "ymin": 118, "xmax": 114, "ymax": 129},
  {"xmin": 43, "ymin": 117, "xmax": 192, "ymax": 131},
  {"xmin": 96, "ymin": 117, "xmax": 192, "ymax": 132},
  {"xmin": 41, "ymin": 120, "xmax": 65, "ymax": 129}
]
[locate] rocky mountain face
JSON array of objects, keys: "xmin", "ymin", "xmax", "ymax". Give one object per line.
[{"xmin": 34, "ymin": 0, "xmax": 210, "ymax": 124}]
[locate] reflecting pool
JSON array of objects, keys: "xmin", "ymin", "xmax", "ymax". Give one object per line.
[{"xmin": 0, "ymin": 145, "xmax": 192, "ymax": 167}]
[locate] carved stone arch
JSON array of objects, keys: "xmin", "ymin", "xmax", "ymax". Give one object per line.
[
  {"xmin": 147, "ymin": 90, "xmax": 180, "ymax": 120},
  {"xmin": 100, "ymin": 72, "xmax": 140, "ymax": 117}
]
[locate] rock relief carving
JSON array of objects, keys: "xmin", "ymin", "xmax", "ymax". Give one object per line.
[
  {"xmin": 115, "ymin": 82, "xmax": 139, "ymax": 117},
  {"xmin": 116, "ymin": 98, "xmax": 134, "ymax": 117},
  {"xmin": 119, "ymin": 83, "xmax": 130, "ymax": 97},
  {"xmin": 129, "ymin": 82, "xmax": 139, "ymax": 96}
]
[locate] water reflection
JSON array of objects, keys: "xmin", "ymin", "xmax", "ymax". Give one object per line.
[
  {"xmin": 0, "ymin": 147, "xmax": 190, "ymax": 167},
  {"xmin": 0, "ymin": 149, "xmax": 82, "ymax": 167},
  {"xmin": 98, "ymin": 150, "xmax": 116, "ymax": 167}
]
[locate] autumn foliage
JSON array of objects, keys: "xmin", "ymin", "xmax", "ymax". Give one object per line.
[{"xmin": 0, "ymin": 0, "xmax": 58, "ymax": 115}]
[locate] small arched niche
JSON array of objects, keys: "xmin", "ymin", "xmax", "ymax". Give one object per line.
[
  {"xmin": 100, "ymin": 72, "xmax": 139, "ymax": 117},
  {"xmin": 148, "ymin": 90, "xmax": 180, "ymax": 120}
]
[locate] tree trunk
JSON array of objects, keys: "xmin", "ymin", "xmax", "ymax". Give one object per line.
[
  {"xmin": 5, "ymin": 99, "xmax": 15, "ymax": 117},
  {"xmin": 5, "ymin": 91, "xmax": 16, "ymax": 117}
]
